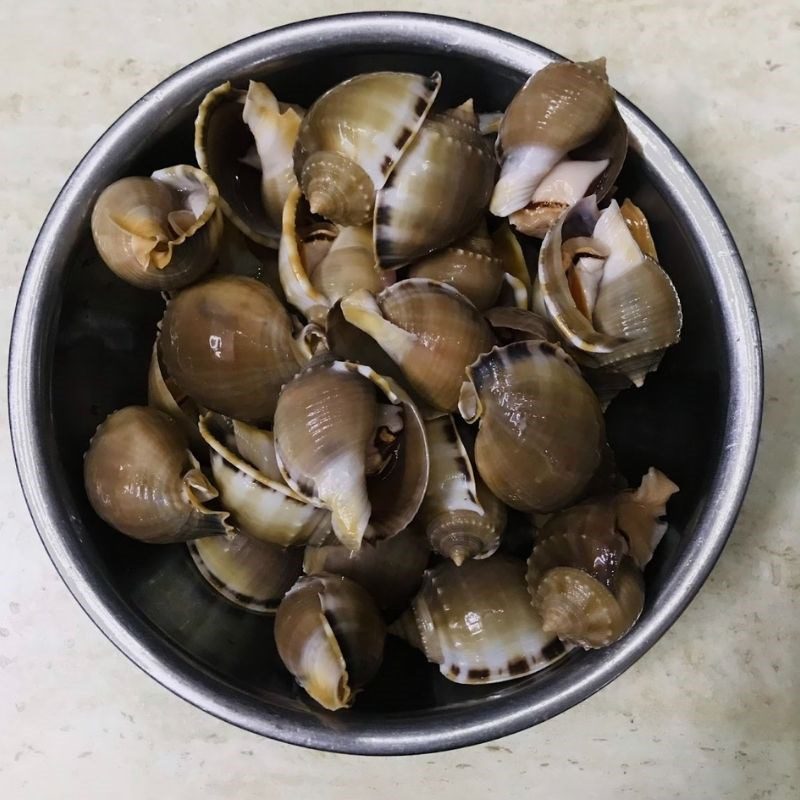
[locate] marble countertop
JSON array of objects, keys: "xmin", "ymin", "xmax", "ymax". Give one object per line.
[{"xmin": 1, "ymin": 1, "xmax": 797, "ymax": 797}]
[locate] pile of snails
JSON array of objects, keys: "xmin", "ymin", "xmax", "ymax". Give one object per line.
[{"xmin": 85, "ymin": 58, "xmax": 682, "ymax": 711}]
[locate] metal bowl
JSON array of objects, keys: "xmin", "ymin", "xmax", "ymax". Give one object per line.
[{"xmin": 9, "ymin": 13, "xmax": 762, "ymax": 754}]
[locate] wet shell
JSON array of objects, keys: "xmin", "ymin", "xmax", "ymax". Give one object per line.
[
  {"xmin": 527, "ymin": 500, "xmax": 645, "ymax": 648},
  {"xmin": 509, "ymin": 106, "xmax": 627, "ymax": 237},
  {"xmin": 199, "ymin": 412, "xmax": 332, "ymax": 547},
  {"xmin": 538, "ymin": 197, "xmax": 682, "ymax": 386},
  {"xmin": 374, "ymin": 101, "xmax": 496, "ymax": 268},
  {"xmin": 615, "ymin": 468, "xmax": 679, "ymax": 567},
  {"xmin": 620, "ymin": 198, "xmax": 658, "ymax": 261},
  {"xmin": 420, "ymin": 415, "xmax": 506, "ymax": 564},
  {"xmin": 91, "ymin": 165, "xmax": 223, "ymax": 290},
  {"xmin": 407, "ymin": 222, "xmax": 506, "ymax": 311},
  {"xmin": 195, "ymin": 82, "xmax": 302, "ymax": 247},
  {"xmin": 391, "ymin": 555, "xmax": 566, "ymax": 684},
  {"xmin": 188, "ymin": 533, "xmax": 303, "ymax": 613},
  {"xmin": 159, "ymin": 275, "xmax": 300, "ymax": 423},
  {"xmin": 491, "ymin": 59, "xmax": 618, "ymax": 217},
  {"xmin": 274, "ymin": 359, "xmax": 429, "ymax": 550},
  {"xmin": 84, "ymin": 406, "xmax": 231, "ymax": 543},
  {"xmin": 274, "ymin": 574, "xmax": 386, "ymax": 710},
  {"xmin": 294, "ymin": 71, "xmax": 441, "ymax": 227},
  {"xmin": 458, "ymin": 340, "xmax": 605, "ymax": 513},
  {"xmin": 279, "ymin": 186, "xmax": 391, "ymax": 323},
  {"xmin": 303, "ymin": 526, "xmax": 430, "ymax": 617},
  {"xmin": 491, "ymin": 221, "xmax": 533, "ymax": 292},
  {"xmin": 341, "ymin": 279, "xmax": 496, "ymax": 412}
]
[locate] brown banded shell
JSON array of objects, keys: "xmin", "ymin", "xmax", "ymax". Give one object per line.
[
  {"xmin": 615, "ymin": 468, "xmax": 679, "ymax": 567},
  {"xmin": 279, "ymin": 186, "xmax": 392, "ymax": 323},
  {"xmin": 340, "ymin": 279, "xmax": 496, "ymax": 412},
  {"xmin": 159, "ymin": 275, "xmax": 300, "ymax": 423},
  {"xmin": 509, "ymin": 106, "xmax": 627, "ymax": 237},
  {"xmin": 303, "ymin": 526, "xmax": 430, "ymax": 617},
  {"xmin": 274, "ymin": 574, "xmax": 386, "ymax": 710},
  {"xmin": 491, "ymin": 58, "xmax": 618, "ymax": 218},
  {"xmin": 420, "ymin": 415, "xmax": 506, "ymax": 565},
  {"xmin": 294, "ymin": 71, "xmax": 441, "ymax": 227},
  {"xmin": 407, "ymin": 221, "xmax": 506, "ymax": 311},
  {"xmin": 274, "ymin": 359, "xmax": 429, "ymax": 550},
  {"xmin": 391, "ymin": 555, "xmax": 566, "ymax": 684},
  {"xmin": 527, "ymin": 497, "xmax": 645, "ymax": 649},
  {"xmin": 195, "ymin": 81, "xmax": 302, "ymax": 247},
  {"xmin": 538, "ymin": 197, "xmax": 682, "ymax": 386},
  {"xmin": 188, "ymin": 533, "xmax": 303, "ymax": 613},
  {"xmin": 199, "ymin": 412, "xmax": 332, "ymax": 547},
  {"xmin": 374, "ymin": 101, "xmax": 496, "ymax": 268},
  {"xmin": 458, "ymin": 340, "xmax": 605, "ymax": 513},
  {"xmin": 84, "ymin": 406, "xmax": 231, "ymax": 543},
  {"xmin": 620, "ymin": 198, "xmax": 658, "ymax": 261},
  {"xmin": 91, "ymin": 165, "xmax": 223, "ymax": 290}
]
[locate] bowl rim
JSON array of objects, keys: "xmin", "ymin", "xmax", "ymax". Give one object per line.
[{"xmin": 9, "ymin": 11, "xmax": 763, "ymax": 755}]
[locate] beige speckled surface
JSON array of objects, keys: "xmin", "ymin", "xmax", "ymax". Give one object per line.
[{"xmin": 1, "ymin": 1, "xmax": 798, "ymax": 797}]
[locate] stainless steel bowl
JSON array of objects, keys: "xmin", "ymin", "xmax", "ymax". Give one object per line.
[{"xmin": 9, "ymin": 13, "xmax": 762, "ymax": 754}]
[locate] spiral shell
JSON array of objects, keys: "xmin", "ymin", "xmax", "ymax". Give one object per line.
[
  {"xmin": 275, "ymin": 574, "xmax": 386, "ymax": 710},
  {"xmin": 303, "ymin": 526, "xmax": 429, "ymax": 617},
  {"xmin": 459, "ymin": 340, "xmax": 605, "ymax": 513},
  {"xmin": 509, "ymin": 106, "xmax": 627, "ymax": 237},
  {"xmin": 341, "ymin": 279, "xmax": 496, "ymax": 412},
  {"xmin": 159, "ymin": 275, "xmax": 300, "ymax": 423},
  {"xmin": 391, "ymin": 555, "xmax": 565, "ymax": 684},
  {"xmin": 198, "ymin": 412, "xmax": 331, "ymax": 547},
  {"xmin": 538, "ymin": 197, "xmax": 682, "ymax": 386},
  {"xmin": 91, "ymin": 165, "xmax": 222, "ymax": 290},
  {"xmin": 374, "ymin": 100, "xmax": 496, "ymax": 268},
  {"xmin": 491, "ymin": 58, "xmax": 618, "ymax": 218},
  {"xmin": 484, "ymin": 306, "xmax": 559, "ymax": 345},
  {"xmin": 274, "ymin": 359, "xmax": 428, "ymax": 550},
  {"xmin": 294, "ymin": 71, "xmax": 441, "ymax": 227},
  {"xmin": 419, "ymin": 415, "xmax": 506, "ymax": 564},
  {"xmin": 195, "ymin": 82, "xmax": 302, "ymax": 246},
  {"xmin": 188, "ymin": 533, "xmax": 303, "ymax": 613},
  {"xmin": 279, "ymin": 185, "xmax": 392, "ymax": 323},
  {"xmin": 84, "ymin": 406, "xmax": 231, "ymax": 543}
]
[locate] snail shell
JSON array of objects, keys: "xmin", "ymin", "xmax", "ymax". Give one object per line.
[
  {"xmin": 91, "ymin": 165, "xmax": 223, "ymax": 290},
  {"xmin": 391, "ymin": 555, "xmax": 566, "ymax": 684},
  {"xmin": 538, "ymin": 197, "xmax": 682, "ymax": 386},
  {"xmin": 279, "ymin": 185, "xmax": 392, "ymax": 323},
  {"xmin": 195, "ymin": 81, "xmax": 302, "ymax": 247},
  {"xmin": 527, "ymin": 501, "xmax": 644, "ymax": 649},
  {"xmin": 407, "ymin": 221, "xmax": 506, "ymax": 311},
  {"xmin": 274, "ymin": 359, "xmax": 429, "ymax": 550},
  {"xmin": 294, "ymin": 71, "xmax": 441, "ymax": 227},
  {"xmin": 84, "ymin": 406, "xmax": 231, "ymax": 543},
  {"xmin": 188, "ymin": 533, "xmax": 303, "ymax": 613},
  {"xmin": 341, "ymin": 279, "xmax": 496, "ymax": 412},
  {"xmin": 459, "ymin": 340, "xmax": 605, "ymax": 513},
  {"xmin": 620, "ymin": 198, "xmax": 658, "ymax": 261},
  {"xmin": 615, "ymin": 468, "xmax": 679, "ymax": 568},
  {"xmin": 420, "ymin": 415, "xmax": 506, "ymax": 565},
  {"xmin": 374, "ymin": 100, "xmax": 496, "ymax": 269},
  {"xmin": 159, "ymin": 274, "xmax": 301, "ymax": 423},
  {"xmin": 199, "ymin": 412, "xmax": 332, "ymax": 547},
  {"xmin": 491, "ymin": 58, "xmax": 618, "ymax": 218},
  {"xmin": 303, "ymin": 526, "xmax": 429, "ymax": 618},
  {"xmin": 274, "ymin": 574, "xmax": 386, "ymax": 710},
  {"xmin": 509, "ymin": 106, "xmax": 627, "ymax": 237}
]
